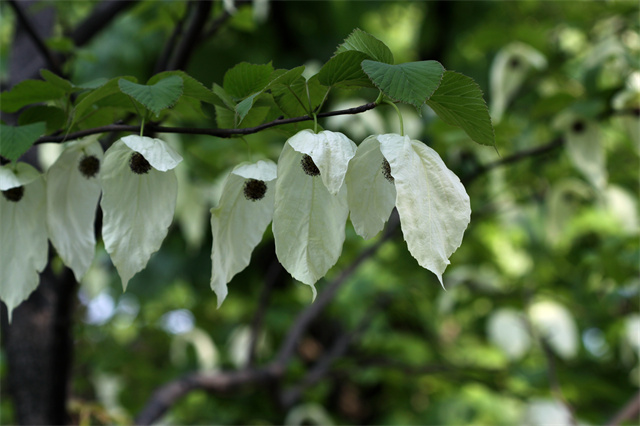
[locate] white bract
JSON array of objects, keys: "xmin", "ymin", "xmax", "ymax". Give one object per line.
[
  {"xmin": 346, "ymin": 134, "xmax": 471, "ymax": 286},
  {"xmin": 100, "ymin": 136, "xmax": 182, "ymax": 290},
  {"xmin": 0, "ymin": 163, "xmax": 48, "ymax": 320},
  {"xmin": 272, "ymin": 130, "xmax": 356, "ymax": 295},
  {"xmin": 490, "ymin": 42, "xmax": 547, "ymax": 123},
  {"xmin": 46, "ymin": 137, "xmax": 103, "ymax": 281},
  {"xmin": 210, "ymin": 160, "xmax": 277, "ymax": 307}
]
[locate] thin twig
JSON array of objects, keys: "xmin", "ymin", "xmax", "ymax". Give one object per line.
[
  {"xmin": 538, "ymin": 337, "xmax": 578, "ymax": 426},
  {"xmin": 7, "ymin": 0, "xmax": 63, "ymax": 76},
  {"xmin": 280, "ymin": 296, "xmax": 389, "ymax": 408},
  {"xmin": 154, "ymin": 7, "xmax": 189, "ymax": 74},
  {"xmin": 606, "ymin": 390, "xmax": 640, "ymax": 426},
  {"xmin": 461, "ymin": 137, "xmax": 564, "ymax": 185},
  {"xmin": 34, "ymin": 102, "xmax": 379, "ymax": 144}
]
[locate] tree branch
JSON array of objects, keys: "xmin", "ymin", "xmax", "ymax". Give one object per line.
[
  {"xmin": 34, "ymin": 102, "xmax": 379, "ymax": 144},
  {"xmin": 71, "ymin": 1, "xmax": 139, "ymax": 47},
  {"xmin": 606, "ymin": 390, "xmax": 640, "ymax": 426},
  {"xmin": 280, "ymin": 296, "xmax": 388, "ymax": 408},
  {"xmin": 169, "ymin": 1, "xmax": 212, "ymax": 70},
  {"xmin": 134, "ymin": 367, "xmax": 278, "ymax": 425},
  {"xmin": 461, "ymin": 137, "xmax": 564, "ymax": 185},
  {"xmin": 7, "ymin": 0, "xmax": 63, "ymax": 76}
]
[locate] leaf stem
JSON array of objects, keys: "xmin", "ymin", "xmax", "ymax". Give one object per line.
[
  {"xmin": 384, "ymin": 100, "xmax": 404, "ymax": 136},
  {"xmin": 312, "ymin": 113, "xmax": 318, "ymax": 133}
]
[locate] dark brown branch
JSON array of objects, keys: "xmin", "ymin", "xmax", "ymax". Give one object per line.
[
  {"xmin": 169, "ymin": 1, "xmax": 212, "ymax": 71},
  {"xmin": 134, "ymin": 367, "xmax": 277, "ymax": 425},
  {"xmin": 34, "ymin": 102, "xmax": 379, "ymax": 144},
  {"xmin": 247, "ymin": 259, "xmax": 283, "ymax": 367},
  {"xmin": 274, "ymin": 210, "xmax": 400, "ymax": 367},
  {"xmin": 461, "ymin": 137, "xmax": 564, "ymax": 185},
  {"xmin": 606, "ymin": 390, "xmax": 640, "ymax": 426},
  {"xmin": 539, "ymin": 335, "xmax": 578, "ymax": 426},
  {"xmin": 7, "ymin": 0, "xmax": 63, "ymax": 76},
  {"xmin": 154, "ymin": 7, "xmax": 188, "ymax": 74},
  {"xmin": 71, "ymin": 1, "xmax": 139, "ymax": 47},
  {"xmin": 280, "ymin": 296, "xmax": 388, "ymax": 408}
]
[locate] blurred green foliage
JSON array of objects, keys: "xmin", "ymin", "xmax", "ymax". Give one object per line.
[{"xmin": 1, "ymin": 0, "xmax": 638, "ymax": 425}]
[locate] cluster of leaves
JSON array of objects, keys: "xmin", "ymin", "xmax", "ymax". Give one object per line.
[{"xmin": 0, "ymin": 29, "xmax": 494, "ymax": 319}]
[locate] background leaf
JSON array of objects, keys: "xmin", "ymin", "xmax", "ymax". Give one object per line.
[
  {"xmin": 0, "ymin": 80, "xmax": 66, "ymax": 113},
  {"xmin": 118, "ymin": 75, "xmax": 184, "ymax": 116},
  {"xmin": 73, "ymin": 76, "xmax": 138, "ymax": 123},
  {"xmin": 362, "ymin": 60, "xmax": 444, "ymax": 109},
  {"xmin": 426, "ymin": 71, "xmax": 495, "ymax": 147},
  {"xmin": 0, "ymin": 122, "xmax": 46, "ymax": 162}
]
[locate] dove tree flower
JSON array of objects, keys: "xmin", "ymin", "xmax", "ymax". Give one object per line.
[
  {"xmin": 0, "ymin": 162, "xmax": 48, "ymax": 320},
  {"xmin": 210, "ymin": 160, "xmax": 277, "ymax": 307},
  {"xmin": 272, "ymin": 129, "xmax": 357, "ymax": 296},
  {"xmin": 46, "ymin": 137, "xmax": 104, "ymax": 281},
  {"xmin": 100, "ymin": 135, "xmax": 183, "ymax": 290},
  {"xmin": 346, "ymin": 133, "xmax": 471, "ymax": 286}
]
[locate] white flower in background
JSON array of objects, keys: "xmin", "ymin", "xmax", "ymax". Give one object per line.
[
  {"xmin": 0, "ymin": 162, "xmax": 48, "ymax": 320},
  {"xmin": 553, "ymin": 111, "xmax": 607, "ymax": 191},
  {"xmin": 490, "ymin": 42, "xmax": 547, "ymax": 123},
  {"xmin": 272, "ymin": 130, "xmax": 356, "ymax": 296},
  {"xmin": 100, "ymin": 135, "xmax": 182, "ymax": 290},
  {"xmin": 210, "ymin": 160, "xmax": 277, "ymax": 307},
  {"xmin": 346, "ymin": 134, "xmax": 471, "ymax": 286},
  {"xmin": 46, "ymin": 137, "xmax": 103, "ymax": 281}
]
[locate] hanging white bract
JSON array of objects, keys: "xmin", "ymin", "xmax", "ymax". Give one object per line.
[
  {"xmin": 46, "ymin": 137, "xmax": 104, "ymax": 281},
  {"xmin": 0, "ymin": 163, "xmax": 48, "ymax": 320},
  {"xmin": 100, "ymin": 135, "xmax": 183, "ymax": 290},
  {"xmin": 346, "ymin": 134, "xmax": 471, "ymax": 286},
  {"xmin": 210, "ymin": 160, "xmax": 277, "ymax": 307},
  {"xmin": 272, "ymin": 130, "xmax": 356, "ymax": 296}
]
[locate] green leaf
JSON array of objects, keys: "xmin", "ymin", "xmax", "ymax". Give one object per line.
[
  {"xmin": 335, "ymin": 28, "xmax": 394, "ymax": 64},
  {"xmin": 212, "ymin": 84, "xmax": 236, "ymax": 110},
  {"xmin": 215, "ymin": 105, "xmax": 270, "ymax": 129},
  {"xmin": 235, "ymin": 92, "xmax": 262, "ymax": 124},
  {"xmin": 223, "ymin": 62, "xmax": 274, "ymax": 99},
  {"xmin": 118, "ymin": 75, "xmax": 184, "ymax": 116},
  {"xmin": 361, "ymin": 60, "xmax": 444, "ymax": 109},
  {"xmin": 317, "ymin": 51, "xmax": 373, "ymax": 88},
  {"xmin": 0, "ymin": 80, "xmax": 66, "ymax": 113},
  {"xmin": 272, "ymin": 75, "xmax": 329, "ymax": 118},
  {"xmin": 0, "ymin": 122, "xmax": 46, "ymax": 162},
  {"xmin": 148, "ymin": 71, "xmax": 225, "ymax": 107},
  {"xmin": 267, "ymin": 66, "xmax": 306, "ymax": 88},
  {"xmin": 40, "ymin": 69, "xmax": 74, "ymax": 93},
  {"xmin": 18, "ymin": 106, "xmax": 66, "ymax": 134},
  {"xmin": 425, "ymin": 71, "xmax": 495, "ymax": 147},
  {"xmin": 73, "ymin": 76, "xmax": 137, "ymax": 122}
]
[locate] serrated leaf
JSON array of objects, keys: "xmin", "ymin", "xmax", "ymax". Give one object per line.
[
  {"xmin": 272, "ymin": 142, "xmax": 349, "ymax": 289},
  {"xmin": 0, "ymin": 163, "xmax": 48, "ymax": 321},
  {"xmin": 0, "ymin": 122, "xmax": 46, "ymax": 162},
  {"xmin": 73, "ymin": 76, "xmax": 137, "ymax": 122},
  {"xmin": 267, "ymin": 66, "xmax": 306, "ymax": 89},
  {"xmin": 362, "ymin": 60, "xmax": 445, "ymax": 110},
  {"xmin": 18, "ymin": 106, "xmax": 66, "ymax": 134},
  {"xmin": 118, "ymin": 75, "xmax": 184, "ymax": 116},
  {"xmin": 148, "ymin": 71, "xmax": 225, "ymax": 107},
  {"xmin": 40, "ymin": 69, "xmax": 74, "ymax": 92},
  {"xmin": 0, "ymin": 80, "xmax": 66, "ymax": 113},
  {"xmin": 272, "ymin": 75, "xmax": 329, "ymax": 117},
  {"xmin": 212, "ymin": 84, "xmax": 236, "ymax": 110},
  {"xmin": 223, "ymin": 62, "xmax": 274, "ymax": 99},
  {"xmin": 210, "ymin": 160, "xmax": 277, "ymax": 307},
  {"xmin": 335, "ymin": 28, "xmax": 394, "ymax": 64},
  {"xmin": 426, "ymin": 71, "xmax": 495, "ymax": 147},
  {"xmin": 317, "ymin": 51, "xmax": 373, "ymax": 88}
]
